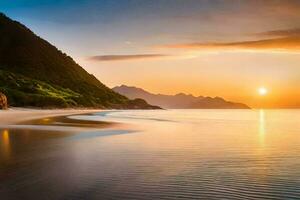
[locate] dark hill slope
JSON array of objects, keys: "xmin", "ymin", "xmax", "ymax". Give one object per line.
[{"xmin": 0, "ymin": 13, "xmax": 158, "ymax": 109}]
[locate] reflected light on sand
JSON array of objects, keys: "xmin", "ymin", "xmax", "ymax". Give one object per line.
[
  {"xmin": 259, "ymin": 109, "xmax": 265, "ymax": 146},
  {"xmin": 1, "ymin": 129, "xmax": 11, "ymax": 160}
]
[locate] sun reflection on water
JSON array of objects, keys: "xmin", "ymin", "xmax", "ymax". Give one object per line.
[
  {"xmin": 1, "ymin": 129, "xmax": 11, "ymax": 160},
  {"xmin": 259, "ymin": 109, "xmax": 265, "ymax": 147}
]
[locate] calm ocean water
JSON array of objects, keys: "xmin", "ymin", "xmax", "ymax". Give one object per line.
[{"xmin": 1, "ymin": 109, "xmax": 300, "ymax": 199}]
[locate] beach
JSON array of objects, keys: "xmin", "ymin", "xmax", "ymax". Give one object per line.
[{"xmin": 0, "ymin": 108, "xmax": 104, "ymax": 125}]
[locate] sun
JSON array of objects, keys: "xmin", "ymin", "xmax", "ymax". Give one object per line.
[{"xmin": 258, "ymin": 87, "xmax": 268, "ymax": 96}]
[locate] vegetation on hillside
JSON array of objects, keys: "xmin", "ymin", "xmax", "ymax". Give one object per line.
[{"xmin": 0, "ymin": 70, "xmax": 82, "ymax": 108}]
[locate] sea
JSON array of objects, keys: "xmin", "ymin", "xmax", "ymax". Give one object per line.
[{"xmin": 1, "ymin": 109, "xmax": 300, "ymax": 199}]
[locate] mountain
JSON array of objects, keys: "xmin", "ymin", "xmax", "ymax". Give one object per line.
[
  {"xmin": 0, "ymin": 13, "xmax": 159, "ymax": 109},
  {"xmin": 113, "ymin": 85, "xmax": 250, "ymax": 109}
]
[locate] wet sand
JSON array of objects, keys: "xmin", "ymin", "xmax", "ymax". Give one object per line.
[
  {"xmin": 0, "ymin": 108, "xmax": 104, "ymax": 125},
  {"xmin": 0, "ymin": 108, "xmax": 119, "ymax": 137}
]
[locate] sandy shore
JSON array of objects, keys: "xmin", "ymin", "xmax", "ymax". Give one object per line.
[{"xmin": 0, "ymin": 108, "xmax": 103, "ymax": 125}]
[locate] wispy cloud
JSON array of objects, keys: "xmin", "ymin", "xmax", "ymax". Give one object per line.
[
  {"xmin": 256, "ymin": 28, "xmax": 300, "ymax": 37},
  {"xmin": 88, "ymin": 54, "xmax": 169, "ymax": 61},
  {"xmin": 160, "ymin": 35, "xmax": 300, "ymax": 52}
]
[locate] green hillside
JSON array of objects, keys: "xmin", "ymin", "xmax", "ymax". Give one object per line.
[{"xmin": 0, "ymin": 13, "xmax": 159, "ymax": 109}]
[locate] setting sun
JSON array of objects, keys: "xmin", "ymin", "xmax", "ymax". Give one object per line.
[{"xmin": 258, "ymin": 87, "xmax": 268, "ymax": 96}]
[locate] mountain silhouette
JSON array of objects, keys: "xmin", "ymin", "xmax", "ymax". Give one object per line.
[{"xmin": 113, "ymin": 85, "xmax": 250, "ymax": 109}]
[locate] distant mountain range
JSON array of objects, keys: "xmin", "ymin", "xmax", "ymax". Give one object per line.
[
  {"xmin": 113, "ymin": 85, "xmax": 250, "ymax": 109},
  {"xmin": 0, "ymin": 13, "xmax": 158, "ymax": 109}
]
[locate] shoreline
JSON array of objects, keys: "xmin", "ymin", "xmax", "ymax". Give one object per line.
[{"xmin": 0, "ymin": 108, "xmax": 105, "ymax": 125}]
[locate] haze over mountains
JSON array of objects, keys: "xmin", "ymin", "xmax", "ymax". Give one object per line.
[
  {"xmin": 0, "ymin": 13, "xmax": 158, "ymax": 109},
  {"xmin": 113, "ymin": 85, "xmax": 250, "ymax": 109}
]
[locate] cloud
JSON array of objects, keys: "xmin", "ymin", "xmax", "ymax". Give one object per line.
[
  {"xmin": 88, "ymin": 54, "xmax": 169, "ymax": 61},
  {"xmin": 160, "ymin": 36, "xmax": 300, "ymax": 52},
  {"xmin": 256, "ymin": 28, "xmax": 300, "ymax": 37}
]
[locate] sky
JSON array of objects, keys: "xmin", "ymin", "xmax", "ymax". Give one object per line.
[{"xmin": 1, "ymin": 0, "xmax": 300, "ymax": 108}]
